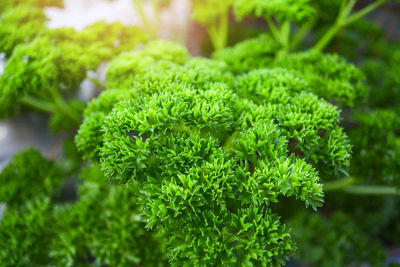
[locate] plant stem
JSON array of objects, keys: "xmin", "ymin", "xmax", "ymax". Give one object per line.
[
  {"xmin": 173, "ymin": 121, "xmax": 196, "ymax": 136},
  {"xmin": 208, "ymin": 10, "xmax": 229, "ymax": 50},
  {"xmin": 313, "ymin": 23, "xmax": 341, "ymax": 52},
  {"xmin": 220, "ymin": 10, "xmax": 229, "ymax": 49},
  {"xmin": 21, "ymin": 95, "xmax": 55, "ymax": 113},
  {"xmin": 313, "ymin": 0, "xmax": 387, "ymax": 52},
  {"xmin": 133, "ymin": 0, "xmax": 155, "ymax": 38},
  {"xmin": 208, "ymin": 26, "xmax": 219, "ymax": 50},
  {"xmin": 151, "ymin": 0, "xmax": 162, "ymax": 37},
  {"xmin": 342, "ymin": 0, "xmax": 357, "ymax": 20},
  {"xmin": 324, "ymin": 177, "xmax": 400, "ymax": 195},
  {"xmin": 87, "ymin": 77, "xmax": 106, "ymax": 90},
  {"xmin": 344, "ymin": 185, "xmax": 400, "ymax": 195},
  {"xmin": 48, "ymin": 86, "xmax": 80, "ymax": 122},
  {"xmin": 223, "ymin": 131, "xmax": 239, "ymax": 150},
  {"xmin": 276, "ymin": 20, "xmax": 290, "ymax": 58},
  {"xmin": 324, "ymin": 177, "xmax": 356, "ymax": 191},
  {"xmin": 266, "ymin": 18, "xmax": 291, "ymax": 58},
  {"xmin": 290, "ymin": 15, "xmax": 318, "ymax": 51},
  {"xmin": 266, "ymin": 17, "xmax": 281, "ymax": 43},
  {"xmin": 345, "ymin": 0, "xmax": 387, "ymax": 26}
]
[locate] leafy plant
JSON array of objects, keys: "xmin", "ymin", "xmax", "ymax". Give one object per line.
[
  {"xmin": 0, "ymin": 151, "xmax": 166, "ymax": 266},
  {"xmin": 193, "ymin": 0, "xmax": 392, "ymax": 53},
  {"xmin": 72, "ymin": 38, "xmax": 368, "ymax": 264},
  {"xmin": 0, "ymin": 6, "xmax": 146, "ymax": 131},
  {"xmin": 1, "ymin": 0, "xmax": 399, "ymax": 266},
  {"xmin": 0, "ymin": 5, "xmax": 47, "ymax": 57},
  {"xmin": 289, "ymin": 210, "xmax": 386, "ymax": 266}
]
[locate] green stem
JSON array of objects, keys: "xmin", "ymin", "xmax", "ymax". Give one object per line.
[
  {"xmin": 87, "ymin": 77, "xmax": 106, "ymax": 90},
  {"xmin": 324, "ymin": 177, "xmax": 400, "ymax": 195},
  {"xmin": 21, "ymin": 95, "xmax": 55, "ymax": 113},
  {"xmin": 48, "ymin": 86, "xmax": 80, "ymax": 122},
  {"xmin": 208, "ymin": 10, "xmax": 229, "ymax": 50},
  {"xmin": 276, "ymin": 20, "xmax": 290, "ymax": 58},
  {"xmin": 344, "ymin": 185, "xmax": 400, "ymax": 195},
  {"xmin": 133, "ymin": 0, "xmax": 155, "ymax": 38},
  {"xmin": 313, "ymin": 0, "xmax": 387, "ymax": 52},
  {"xmin": 345, "ymin": 0, "xmax": 387, "ymax": 26},
  {"xmin": 223, "ymin": 131, "xmax": 239, "ymax": 150},
  {"xmin": 173, "ymin": 121, "xmax": 196, "ymax": 136},
  {"xmin": 266, "ymin": 17, "xmax": 281, "ymax": 42},
  {"xmin": 324, "ymin": 177, "xmax": 356, "ymax": 191},
  {"xmin": 313, "ymin": 0, "xmax": 348, "ymax": 51},
  {"xmin": 266, "ymin": 18, "xmax": 290, "ymax": 58},
  {"xmin": 290, "ymin": 15, "xmax": 318, "ymax": 51},
  {"xmin": 208, "ymin": 25, "xmax": 219, "ymax": 50},
  {"xmin": 219, "ymin": 10, "xmax": 229, "ymax": 49},
  {"xmin": 341, "ymin": 0, "xmax": 357, "ymax": 20},
  {"xmin": 151, "ymin": 0, "xmax": 162, "ymax": 37},
  {"xmin": 313, "ymin": 23, "xmax": 341, "ymax": 52}
]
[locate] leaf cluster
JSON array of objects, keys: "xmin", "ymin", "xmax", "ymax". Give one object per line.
[
  {"xmin": 289, "ymin": 210, "xmax": 386, "ymax": 266},
  {"xmin": 234, "ymin": 0, "xmax": 315, "ymax": 24},
  {"xmin": 214, "ymin": 34, "xmax": 367, "ymax": 108},
  {"xmin": 0, "ymin": 5, "xmax": 47, "ymax": 57},
  {"xmin": 0, "ymin": 150, "xmax": 166, "ymax": 266},
  {"xmin": 0, "ymin": 3, "xmax": 147, "ymax": 131},
  {"xmin": 75, "ymin": 40, "xmax": 359, "ymax": 265},
  {"xmin": 349, "ymin": 109, "xmax": 400, "ymax": 187},
  {"xmin": 0, "ymin": 0, "xmax": 63, "ymax": 13}
]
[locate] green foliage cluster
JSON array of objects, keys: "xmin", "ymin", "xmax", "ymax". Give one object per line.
[
  {"xmin": 193, "ymin": 0, "xmax": 394, "ymax": 58},
  {"xmin": 0, "ymin": 149, "xmax": 62, "ymax": 208},
  {"xmin": 212, "ymin": 33, "xmax": 281, "ymax": 74},
  {"xmin": 317, "ymin": 25, "xmax": 400, "ymax": 258},
  {"xmin": 234, "ymin": 0, "xmax": 315, "ymax": 24},
  {"xmin": 214, "ymin": 37, "xmax": 367, "ymax": 108},
  {"xmin": 362, "ymin": 43, "xmax": 400, "ymax": 108},
  {"xmin": 272, "ymin": 51, "xmax": 367, "ymax": 107},
  {"xmin": 73, "ymin": 38, "xmax": 365, "ymax": 265},
  {"xmin": 0, "ymin": 0, "xmax": 63, "ymax": 13},
  {"xmin": 195, "ymin": 1, "xmax": 400, "ymax": 265},
  {"xmin": 282, "ymin": 8, "xmax": 400, "ymax": 267},
  {"xmin": 0, "ymin": 150, "xmax": 166, "ymax": 266},
  {"xmin": 289, "ymin": 210, "xmax": 386, "ymax": 266},
  {"xmin": 0, "ymin": 5, "xmax": 47, "ymax": 57},
  {"xmin": 324, "ymin": 17, "xmax": 400, "ymax": 188},
  {"xmin": 105, "ymin": 40, "xmax": 190, "ymax": 89},
  {"xmin": 0, "ymin": 2, "xmax": 147, "ymax": 132},
  {"xmin": 349, "ymin": 109, "xmax": 400, "ymax": 187}
]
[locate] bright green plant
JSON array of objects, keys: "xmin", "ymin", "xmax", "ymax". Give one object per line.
[
  {"xmin": 193, "ymin": 0, "xmax": 392, "ymax": 52},
  {"xmin": 105, "ymin": 39, "xmax": 189, "ymax": 89},
  {"xmin": 73, "ymin": 40, "xmax": 366, "ymax": 265},
  {"xmin": 0, "ymin": 150, "xmax": 166, "ymax": 266},
  {"xmin": 0, "ymin": 5, "xmax": 146, "ymax": 131},
  {"xmin": 0, "ymin": 0, "xmax": 63, "ymax": 13},
  {"xmin": 0, "ymin": 5, "xmax": 47, "ymax": 57},
  {"xmin": 279, "ymin": 8, "xmax": 400, "ymax": 266},
  {"xmin": 0, "ymin": 149, "xmax": 63, "ymax": 208},
  {"xmin": 212, "ymin": 33, "xmax": 281, "ymax": 74}
]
